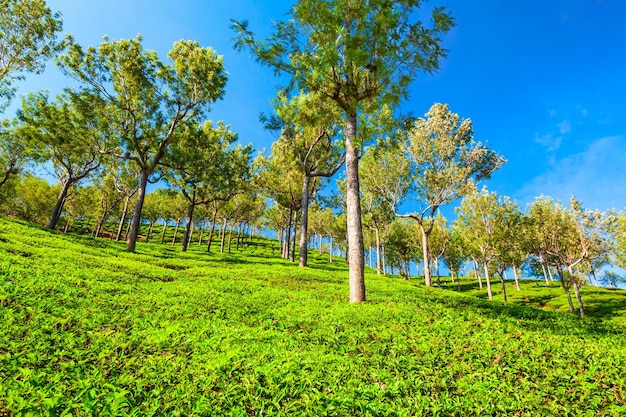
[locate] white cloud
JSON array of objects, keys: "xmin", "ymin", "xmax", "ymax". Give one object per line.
[
  {"xmin": 557, "ymin": 120, "xmax": 572, "ymax": 134},
  {"xmin": 515, "ymin": 136, "xmax": 626, "ymax": 210},
  {"xmin": 534, "ymin": 132, "xmax": 562, "ymax": 151}
]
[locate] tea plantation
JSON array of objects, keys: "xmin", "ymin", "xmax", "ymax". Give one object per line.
[{"xmin": 1, "ymin": 217, "xmax": 625, "ymax": 416}]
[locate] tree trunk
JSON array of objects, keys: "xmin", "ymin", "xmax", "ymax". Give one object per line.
[
  {"xmin": 548, "ymin": 265, "xmax": 555, "ymax": 282},
  {"xmin": 556, "ymin": 264, "xmax": 576, "ymax": 314},
  {"xmin": 171, "ymin": 219, "xmax": 181, "ymax": 246},
  {"xmin": 418, "ymin": 224, "xmax": 432, "ymax": 286},
  {"xmin": 513, "ymin": 265, "xmax": 521, "ymax": 291},
  {"xmin": 483, "ymin": 262, "xmax": 493, "ymax": 301},
  {"xmin": 541, "ymin": 262, "xmax": 550, "ymax": 286},
  {"xmin": 382, "ymin": 245, "xmax": 387, "ymax": 276},
  {"xmin": 181, "ymin": 191, "xmax": 196, "ymax": 252},
  {"xmin": 500, "ymin": 274, "xmax": 508, "ymax": 304},
  {"xmin": 198, "ymin": 220, "xmax": 205, "ymax": 245},
  {"xmin": 227, "ymin": 224, "xmax": 233, "ymax": 253},
  {"xmin": 329, "ymin": 235, "xmax": 333, "ymax": 263},
  {"xmin": 116, "ymin": 196, "xmax": 130, "ymax": 241},
  {"xmin": 299, "ymin": 175, "xmax": 312, "ymax": 267},
  {"xmin": 146, "ymin": 221, "xmax": 155, "ymax": 243},
  {"xmin": 47, "ymin": 180, "xmax": 72, "ymax": 230},
  {"xmin": 126, "ymin": 171, "xmax": 149, "ymax": 252},
  {"xmin": 591, "ymin": 269, "xmax": 600, "ymax": 287},
  {"xmin": 283, "ymin": 209, "xmax": 292, "ymax": 260},
  {"xmin": 345, "ymin": 111, "xmax": 365, "ymax": 302},
  {"xmin": 160, "ymin": 221, "xmax": 168, "ymax": 244},
  {"xmin": 375, "ymin": 227, "xmax": 382, "ymax": 275},
  {"xmin": 220, "ymin": 217, "xmax": 227, "ymax": 253},
  {"xmin": 124, "ymin": 218, "xmax": 132, "ymax": 240},
  {"xmin": 207, "ymin": 208, "xmax": 218, "ymax": 252},
  {"xmin": 568, "ymin": 265, "xmax": 585, "ymax": 316},
  {"xmin": 290, "ymin": 210, "xmax": 298, "ymax": 263},
  {"xmin": 319, "ymin": 234, "xmax": 323, "ymax": 254},
  {"xmin": 236, "ymin": 224, "xmax": 242, "ymax": 251}
]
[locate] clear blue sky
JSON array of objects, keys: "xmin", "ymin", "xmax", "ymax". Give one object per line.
[{"xmin": 5, "ymin": 0, "xmax": 626, "ymax": 212}]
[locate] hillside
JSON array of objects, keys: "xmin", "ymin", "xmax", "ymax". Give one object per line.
[{"xmin": 1, "ymin": 217, "xmax": 625, "ymax": 416}]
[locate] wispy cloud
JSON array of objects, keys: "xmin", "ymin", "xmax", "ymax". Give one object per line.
[
  {"xmin": 534, "ymin": 132, "xmax": 562, "ymax": 151},
  {"xmin": 515, "ymin": 135, "xmax": 626, "ymax": 210},
  {"xmin": 557, "ymin": 120, "xmax": 571, "ymax": 134}
]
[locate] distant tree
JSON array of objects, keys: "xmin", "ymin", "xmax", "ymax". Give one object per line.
[
  {"xmin": 376, "ymin": 103, "xmax": 504, "ymax": 287},
  {"xmin": 427, "ymin": 213, "xmax": 451, "ymax": 286},
  {"xmin": 164, "ymin": 120, "xmax": 245, "ymax": 251},
  {"xmin": 385, "ymin": 219, "xmax": 421, "ymax": 279},
  {"xmin": 58, "ymin": 36, "xmax": 227, "ymax": 252},
  {"xmin": 265, "ymin": 92, "xmax": 344, "ymax": 267},
  {"xmin": 0, "ymin": 119, "xmax": 33, "ymax": 192},
  {"xmin": 5, "ymin": 174, "xmax": 58, "ymax": 224},
  {"xmin": 233, "ymin": 0, "xmax": 454, "ymax": 302},
  {"xmin": 0, "ymin": 0, "xmax": 63, "ymax": 109},
  {"xmin": 442, "ymin": 228, "xmax": 468, "ymax": 291}
]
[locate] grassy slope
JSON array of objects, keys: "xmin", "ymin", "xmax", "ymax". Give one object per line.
[{"xmin": 1, "ymin": 217, "xmax": 625, "ymax": 416}]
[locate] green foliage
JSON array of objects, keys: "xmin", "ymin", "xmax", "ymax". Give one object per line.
[
  {"xmin": 2, "ymin": 217, "xmax": 626, "ymax": 415},
  {"xmin": 0, "ymin": 0, "xmax": 64, "ymax": 109}
]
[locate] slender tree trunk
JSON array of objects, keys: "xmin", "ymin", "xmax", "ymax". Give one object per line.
[
  {"xmin": 319, "ymin": 234, "xmax": 323, "ymax": 254},
  {"xmin": 541, "ymin": 263, "xmax": 550, "ymax": 286},
  {"xmin": 375, "ymin": 227, "xmax": 382, "ymax": 275},
  {"xmin": 181, "ymin": 191, "xmax": 196, "ymax": 252},
  {"xmin": 345, "ymin": 111, "xmax": 365, "ymax": 302},
  {"xmin": 47, "ymin": 180, "xmax": 72, "ymax": 230},
  {"xmin": 548, "ymin": 266, "xmax": 555, "ymax": 282},
  {"xmin": 124, "ymin": 218, "xmax": 132, "ymax": 240},
  {"xmin": 500, "ymin": 273, "xmax": 508, "ymax": 304},
  {"xmin": 483, "ymin": 262, "xmax": 493, "ymax": 301},
  {"xmin": 146, "ymin": 221, "xmax": 155, "ymax": 243},
  {"xmin": 171, "ymin": 219, "xmax": 181, "ymax": 246},
  {"xmin": 160, "ymin": 221, "xmax": 168, "ymax": 244},
  {"xmin": 473, "ymin": 260, "xmax": 483, "ymax": 289},
  {"xmin": 198, "ymin": 220, "xmax": 205, "ymax": 245},
  {"xmin": 126, "ymin": 171, "xmax": 149, "ymax": 252},
  {"xmin": 227, "ymin": 224, "xmax": 233, "ymax": 253},
  {"xmin": 591, "ymin": 269, "xmax": 600, "ymax": 287},
  {"xmin": 207, "ymin": 208, "xmax": 218, "ymax": 252},
  {"xmin": 369, "ymin": 247, "xmax": 373, "ymax": 269},
  {"xmin": 63, "ymin": 221, "xmax": 70, "ymax": 233},
  {"xmin": 556, "ymin": 264, "xmax": 576, "ymax": 314},
  {"xmin": 568, "ymin": 265, "xmax": 585, "ymax": 316},
  {"xmin": 456, "ymin": 272, "xmax": 461, "ymax": 292},
  {"xmin": 329, "ymin": 235, "xmax": 333, "ymax": 263},
  {"xmin": 284, "ymin": 209, "xmax": 292, "ymax": 260},
  {"xmin": 236, "ymin": 224, "xmax": 242, "ymax": 251},
  {"xmin": 299, "ymin": 175, "xmax": 312, "ymax": 267},
  {"xmin": 382, "ymin": 245, "xmax": 387, "ymax": 276},
  {"xmin": 220, "ymin": 218, "xmax": 227, "ymax": 253},
  {"xmin": 435, "ymin": 257, "xmax": 441, "ymax": 286},
  {"xmin": 513, "ymin": 265, "xmax": 521, "ymax": 291},
  {"xmin": 418, "ymin": 224, "xmax": 432, "ymax": 286},
  {"xmin": 116, "ymin": 196, "xmax": 130, "ymax": 241},
  {"xmin": 290, "ymin": 210, "xmax": 298, "ymax": 263}
]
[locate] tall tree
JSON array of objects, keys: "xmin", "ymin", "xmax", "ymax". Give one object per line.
[
  {"xmin": 58, "ymin": 36, "xmax": 227, "ymax": 251},
  {"xmin": 375, "ymin": 103, "xmax": 504, "ymax": 286},
  {"xmin": 233, "ymin": 0, "xmax": 454, "ymax": 302},
  {"xmin": 0, "ymin": 0, "xmax": 63, "ymax": 109}
]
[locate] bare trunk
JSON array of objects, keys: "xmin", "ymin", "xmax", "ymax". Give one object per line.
[
  {"xmin": 207, "ymin": 207, "xmax": 218, "ymax": 252},
  {"xmin": 283, "ymin": 209, "xmax": 292, "ymax": 260},
  {"xmin": 171, "ymin": 219, "xmax": 181, "ymax": 246},
  {"xmin": 146, "ymin": 221, "xmax": 155, "ymax": 243},
  {"xmin": 116, "ymin": 196, "xmax": 130, "ymax": 241},
  {"xmin": 47, "ymin": 180, "xmax": 72, "ymax": 230},
  {"xmin": 227, "ymin": 225, "xmax": 233, "ymax": 253},
  {"xmin": 198, "ymin": 220, "xmax": 205, "ymax": 245},
  {"xmin": 299, "ymin": 175, "xmax": 312, "ymax": 267},
  {"xmin": 345, "ymin": 112, "xmax": 365, "ymax": 302},
  {"xmin": 513, "ymin": 265, "xmax": 521, "ymax": 291},
  {"xmin": 419, "ymin": 224, "xmax": 432, "ymax": 286},
  {"xmin": 236, "ymin": 224, "xmax": 241, "ymax": 251},
  {"xmin": 541, "ymin": 262, "xmax": 550, "ymax": 286},
  {"xmin": 181, "ymin": 191, "xmax": 196, "ymax": 252},
  {"xmin": 568, "ymin": 265, "xmax": 585, "ymax": 316},
  {"xmin": 369, "ymin": 247, "xmax": 373, "ymax": 269},
  {"xmin": 319, "ymin": 234, "xmax": 323, "ymax": 254},
  {"xmin": 473, "ymin": 260, "xmax": 483, "ymax": 289},
  {"xmin": 556, "ymin": 264, "xmax": 576, "ymax": 314},
  {"xmin": 126, "ymin": 172, "xmax": 149, "ymax": 252},
  {"xmin": 290, "ymin": 210, "xmax": 298, "ymax": 263},
  {"xmin": 483, "ymin": 262, "xmax": 493, "ymax": 301},
  {"xmin": 375, "ymin": 227, "xmax": 382, "ymax": 275},
  {"xmin": 548, "ymin": 265, "xmax": 555, "ymax": 282},
  {"xmin": 160, "ymin": 221, "xmax": 167, "ymax": 244},
  {"xmin": 591, "ymin": 269, "xmax": 600, "ymax": 287},
  {"xmin": 220, "ymin": 218, "xmax": 227, "ymax": 253},
  {"xmin": 329, "ymin": 235, "xmax": 333, "ymax": 263},
  {"xmin": 382, "ymin": 245, "xmax": 386, "ymax": 276},
  {"xmin": 500, "ymin": 273, "xmax": 508, "ymax": 304}
]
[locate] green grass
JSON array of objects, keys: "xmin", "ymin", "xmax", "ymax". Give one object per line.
[{"xmin": 1, "ymin": 217, "xmax": 626, "ymax": 416}]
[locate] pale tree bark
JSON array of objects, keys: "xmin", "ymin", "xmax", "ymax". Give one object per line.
[
  {"xmin": 541, "ymin": 263, "xmax": 550, "ymax": 286},
  {"xmin": 483, "ymin": 262, "xmax": 493, "ymax": 301},
  {"xmin": 568, "ymin": 265, "xmax": 586, "ymax": 316},
  {"xmin": 171, "ymin": 218, "xmax": 181, "ymax": 246},
  {"xmin": 556, "ymin": 264, "xmax": 576, "ymax": 314},
  {"xmin": 299, "ymin": 176, "xmax": 312, "ymax": 266},
  {"xmin": 418, "ymin": 224, "xmax": 432, "ymax": 286},
  {"xmin": 375, "ymin": 227, "xmax": 382, "ymax": 275},
  {"xmin": 47, "ymin": 180, "xmax": 72, "ymax": 230},
  {"xmin": 207, "ymin": 207, "xmax": 218, "ymax": 252},
  {"xmin": 116, "ymin": 195, "xmax": 130, "ymax": 241},
  {"xmin": 345, "ymin": 112, "xmax": 365, "ymax": 303},
  {"xmin": 513, "ymin": 265, "xmax": 521, "ymax": 291},
  {"xmin": 181, "ymin": 189, "xmax": 196, "ymax": 252}
]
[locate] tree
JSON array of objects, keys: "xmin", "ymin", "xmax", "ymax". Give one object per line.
[
  {"xmin": 528, "ymin": 196, "xmax": 596, "ymax": 316},
  {"xmin": 164, "ymin": 120, "xmax": 244, "ymax": 252},
  {"xmin": 0, "ymin": 0, "xmax": 63, "ymax": 109},
  {"xmin": 384, "ymin": 219, "xmax": 421, "ymax": 279},
  {"xmin": 266, "ymin": 92, "xmax": 344, "ymax": 267},
  {"xmin": 18, "ymin": 92, "xmax": 104, "ymax": 230},
  {"xmin": 376, "ymin": 103, "xmax": 504, "ymax": 286},
  {"xmin": 4, "ymin": 174, "xmax": 58, "ymax": 224},
  {"xmin": 58, "ymin": 36, "xmax": 228, "ymax": 252},
  {"xmin": 0, "ymin": 119, "xmax": 31, "ymax": 191},
  {"xmin": 233, "ymin": 0, "xmax": 454, "ymax": 302},
  {"xmin": 442, "ymin": 228, "xmax": 468, "ymax": 291},
  {"xmin": 455, "ymin": 187, "xmax": 517, "ymax": 302}
]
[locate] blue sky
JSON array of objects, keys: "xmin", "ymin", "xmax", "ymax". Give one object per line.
[{"xmin": 5, "ymin": 0, "xmax": 626, "ymax": 213}]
